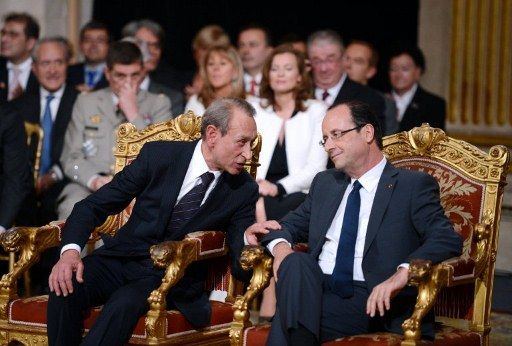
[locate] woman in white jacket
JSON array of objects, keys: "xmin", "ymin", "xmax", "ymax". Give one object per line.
[
  {"xmin": 185, "ymin": 45, "xmax": 245, "ymax": 116},
  {"xmin": 252, "ymin": 44, "xmax": 328, "ymax": 320},
  {"xmin": 252, "ymin": 44, "xmax": 328, "ymax": 222}
]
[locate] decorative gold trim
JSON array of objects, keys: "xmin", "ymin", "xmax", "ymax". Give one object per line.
[{"xmin": 230, "ymin": 246, "xmax": 272, "ymax": 346}]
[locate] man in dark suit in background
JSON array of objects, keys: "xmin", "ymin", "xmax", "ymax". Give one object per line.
[
  {"xmin": 67, "ymin": 21, "xmax": 110, "ymax": 92},
  {"xmin": 122, "ymin": 19, "xmax": 187, "ymax": 115},
  {"xmin": 11, "ymin": 37, "xmax": 77, "ymax": 226},
  {"xmin": 307, "ymin": 30, "xmax": 386, "ymax": 133},
  {"xmin": 0, "ymin": 104, "xmax": 30, "ymax": 234},
  {"xmin": 389, "ymin": 45, "xmax": 446, "ymax": 131},
  {"xmin": 0, "ymin": 12, "xmax": 40, "ymax": 104},
  {"xmin": 246, "ymin": 101, "xmax": 462, "ymax": 345},
  {"xmin": 47, "ymin": 97, "xmax": 258, "ymax": 345}
]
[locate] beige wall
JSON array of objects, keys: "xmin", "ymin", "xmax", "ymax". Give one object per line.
[{"xmin": 418, "ymin": 0, "xmax": 453, "ymax": 100}]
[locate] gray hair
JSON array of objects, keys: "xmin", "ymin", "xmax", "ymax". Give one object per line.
[
  {"xmin": 122, "ymin": 19, "xmax": 165, "ymax": 46},
  {"xmin": 32, "ymin": 36, "xmax": 72, "ymax": 63},
  {"xmin": 201, "ymin": 98, "xmax": 256, "ymax": 137},
  {"xmin": 307, "ymin": 30, "xmax": 345, "ymax": 52}
]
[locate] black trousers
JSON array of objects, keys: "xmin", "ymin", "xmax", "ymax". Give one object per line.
[
  {"xmin": 47, "ymin": 254, "xmax": 163, "ymax": 346},
  {"xmin": 267, "ymin": 252, "xmax": 371, "ymax": 345}
]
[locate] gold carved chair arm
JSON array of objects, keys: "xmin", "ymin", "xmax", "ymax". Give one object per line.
[
  {"xmin": 144, "ymin": 230, "xmax": 228, "ymax": 341},
  {"xmin": 0, "ymin": 222, "xmax": 61, "ymax": 317},
  {"xmin": 230, "ymin": 245, "xmax": 273, "ymax": 346},
  {"xmin": 401, "ymin": 220, "xmax": 492, "ymax": 345}
]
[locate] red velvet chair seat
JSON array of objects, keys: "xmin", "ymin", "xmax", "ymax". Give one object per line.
[
  {"xmin": 242, "ymin": 323, "xmax": 482, "ymax": 346},
  {"xmin": 9, "ymin": 296, "xmax": 234, "ymax": 339}
]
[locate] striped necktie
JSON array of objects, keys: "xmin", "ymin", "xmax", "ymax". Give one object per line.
[{"xmin": 167, "ymin": 172, "xmax": 215, "ymax": 234}]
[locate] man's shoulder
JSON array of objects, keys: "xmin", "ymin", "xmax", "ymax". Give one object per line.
[
  {"xmin": 392, "ymin": 165, "xmax": 435, "ymax": 185},
  {"xmin": 416, "ymin": 86, "xmax": 446, "ymax": 106},
  {"xmin": 314, "ymin": 168, "xmax": 347, "ymax": 184},
  {"xmin": 76, "ymin": 87, "xmax": 108, "ymax": 102}
]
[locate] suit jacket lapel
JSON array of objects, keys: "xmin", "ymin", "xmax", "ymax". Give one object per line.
[
  {"xmin": 363, "ymin": 162, "xmax": 398, "ymax": 258},
  {"xmin": 157, "ymin": 141, "xmax": 197, "ymax": 235},
  {"xmin": 98, "ymin": 88, "xmax": 118, "ymax": 126},
  {"xmin": 310, "ymin": 173, "xmax": 350, "ymax": 257}
]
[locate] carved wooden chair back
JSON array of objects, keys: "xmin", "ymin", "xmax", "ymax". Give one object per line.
[{"xmin": 383, "ymin": 124, "xmax": 510, "ymax": 341}]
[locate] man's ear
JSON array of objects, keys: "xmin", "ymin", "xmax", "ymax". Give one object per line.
[
  {"xmin": 364, "ymin": 123, "xmax": 375, "ymax": 144},
  {"xmin": 26, "ymin": 37, "xmax": 37, "ymax": 52},
  {"xmin": 366, "ymin": 66, "xmax": 377, "ymax": 80},
  {"xmin": 205, "ymin": 124, "xmax": 219, "ymax": 146}
]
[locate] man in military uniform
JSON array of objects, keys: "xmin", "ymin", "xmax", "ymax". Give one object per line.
[{"xmin": 58, "ymin": 41, "xmax": 171, "ymax": 219}]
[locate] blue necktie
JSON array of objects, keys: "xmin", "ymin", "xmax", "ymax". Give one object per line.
[
  {"xmin": 167, "ymin": 172, "xmax": 215, "ymax": 234},
  {"xmin": 330, "ymin": 180, "xmax": 362, "ymax": 298},
  {"xmin": 40, "ymin": 94, "xmax": 55, "ymax": 175},
  {"xmin": 86, "ymin": 70, "xmax": 97, "ymax": 87}
]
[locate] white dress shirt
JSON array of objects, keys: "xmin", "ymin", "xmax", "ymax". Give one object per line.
[
  {"xmin": 318, "ymin": 157, "xmax": 386, "ymax": 279},
  {"xmin": 61, "ymin": 140, "xmax": 221, "ymax": 256},
  {"xmin": 7, "ymin": 57, "xmax": 33, "ymax": 92},
  {"xmin": 267, "ymin": 157, "xmax": 389, "ymax": 281},
  {"xmin": 314, "ymin": 73, "xmax": 347, "ymax": 107},
  {"xmin": 392, "ymin": 83, "xmax": 418, "ymax": 121}
]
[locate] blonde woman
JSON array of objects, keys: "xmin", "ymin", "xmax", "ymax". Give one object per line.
[{"xmin": 185, "ymin": 45, "xmax": 245, "ymax": 116}]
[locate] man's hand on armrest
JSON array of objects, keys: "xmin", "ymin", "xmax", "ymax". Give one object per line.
[
  {"xmin": 244, "ymin": 220, "xmax": 281, "ymax": 245},
  {"xmin": 366, "ymin": 266, "xmax": 409, "ymax": 317},
  {"xmin": 49, "ymin": 249, "xmax": 84, "ymax": 297}
]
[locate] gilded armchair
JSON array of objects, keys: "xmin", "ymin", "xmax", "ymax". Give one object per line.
[
  {"xmin": 0, "ymin": 111, "xmax": 262, "ymax": 345},
  {"xmin": 231, "ymin": 124, "xmax": 510, "ymax": 346}
]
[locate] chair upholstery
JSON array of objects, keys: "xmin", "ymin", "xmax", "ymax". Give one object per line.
[
  {"xmin": 0, "ymin": 111, "xmax": 262, "ymax": 345},
  {"xmin": 231, "ymin": 124, "xmax": 510, "ymax": 346}
]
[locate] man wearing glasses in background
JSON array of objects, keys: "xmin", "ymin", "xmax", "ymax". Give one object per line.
[
  {"xmin": 307, "ymin": 30, "xmax": 386, "ymax": 134},
  {"xmin": 0, "ymin": 12, "xmax": 40, "ymax": 104},
  {"xmin": 245, "ymin": 101, "xmax": 462, "ymax": 345},
  {"xmin": 67, "ymin": 21, "xmax": 110, "ymax": 92},
  {"xmin": 57, "ymin": 41, "xmax": 171, "ymax": 220}
]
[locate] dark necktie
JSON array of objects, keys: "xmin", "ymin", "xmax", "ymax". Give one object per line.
[
  {"xmin": 40, "ymin": 94, "xmax": 55, "ymax": 175},
  {"xmin": 322, "ymin": 89, "xmax": 330, "ymax": 101},
  {"xmin": 86, "ymin": 70, "xmax": 97, "ymax": 88},
  {"xmin": 167, "ymin": 172, "xmax": 215, "ymax": 234},
  {"xmin": 330, "ymin": 180, "xmax": 362, "ymax": 298}
]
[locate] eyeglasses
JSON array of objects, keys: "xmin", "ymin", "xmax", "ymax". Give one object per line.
[
  {"xmin": 310, "ymin": 55, "xmax": 342, "ymax": 68},
  {"xmin": 319, "ymin": 125, "xmax": 365, "ymax": 147}
]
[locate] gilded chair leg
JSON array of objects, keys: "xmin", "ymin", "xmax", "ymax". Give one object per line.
[{"xmin": 8, "ymin": 252, "xmax": 14, "ymax": 272}]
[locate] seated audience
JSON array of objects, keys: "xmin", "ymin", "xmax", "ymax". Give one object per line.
[
  {"xmin": 122, "ymin": 19, "xmax": 185, "ymax": 116},
  {"xmin": 250, "ymin": 44, "xmax": 328, "ymax": 320},
  {"xmin": 57, "ymin": 41, "xmax": 171, "ymax": 219},
  {"xmin": 185, "ymin": 24, "xmax": 231, "ymax": 100},
  {"xmin": 245, "ymin": 101, "xmax": 462, "ymax": 345},
  {"xmin": 47, "ymin": 97, "xmax": 259, "ymax": 345},
  {"xmin": 0, "ymin": 103, "xmax": 30, "ymax": 234},
  {"xmin": 0, "ymin": 12, "xmax": 40, "ymax": 104},
  {"xmin": 185, "ymin": 45, "xmax": 245, "ymax": 116},
  {"xmin": 389, "ymin": 45, "xmax": 446, "ymax": 131},
  {"xmin": 11, "ymin": 37, "xmax": 77, "ymax": 226},
  {"xmin": 67, "ymin": 21, "xmax": 110, "ymax": 92},
  {"xmin": 342, "ymin": 40, "xmax": 399, "ymax": 134}
]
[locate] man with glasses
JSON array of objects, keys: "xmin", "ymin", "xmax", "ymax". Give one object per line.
[
  {"xmin": 58, "ymin": 41, "xmax": 171, "ymax": 220},
  {"xmin": 67, "ymin": 21, "xmax": 110, "ymax": 92},
  {"xmin": 245, "ymin": 101, "xmax": 462, "ymax": 345},
  {"xmin": 307, "ymin": 30, "xmax": 386, "ymax": 134},
  {"xmin": 0, "ymin": 12, "xmax": 40, "ymax": 104},
  {"xmin": 122, "ymin": 19, "xmax": 186, "ymax": 116}
]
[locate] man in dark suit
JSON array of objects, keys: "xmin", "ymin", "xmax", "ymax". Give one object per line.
[
  {"xmin": 0, "ymin": 12, "xmax": 40, "ymax": 104},
  {"xmin": 0, "ymin": 104, "xmax": 31, "ymax": 234},
  {"xmin": 307, "ymin": 30, "xmax": 386, "ymax": 133},
  {"xmin": 389, "ymin": 45, "xmax": 446, "ymax": 131},
  {"xmin": 47, "ymin": 97, "xmax": 258, "ymax": 345},
  {"xmin": 67, "ymin": 21, "xmax": 109, "ymax": 92},
  {"xmin": 122, "ymin": 18, "xmax": 188, "ymax": 114},
  {"xmin": 11, "ymin": 36, "xmax": 78, "ymax": 226},
  {"xmin": 246, "ymin": 101, "xmax": 462, "ymax": 345}
]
